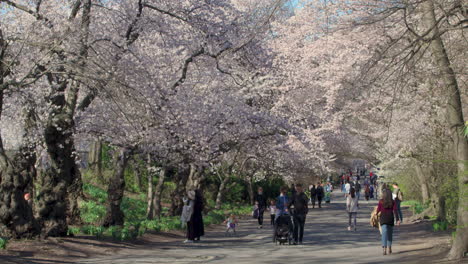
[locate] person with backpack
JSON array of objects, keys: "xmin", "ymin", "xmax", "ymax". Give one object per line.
[
  {"xmin": 316, "ymin": 182, "xmax": 324, "ymax": 208},
  {"xmin": 309, "ymin": 184, "xmax": 317, "ymax": 208},
  {"xmin": 347, "ymin": 188, "xmax": 359, "ymax": 231},
  {"xmin": 392, "ymin": 183, "xmax": 403, "ymax": 223},
  {"xmin": 289, "ymin": 184, "xmax": 309, "ymax": 245},
  {"xmin": 254, "ymin": 187, "xmax": 267, "ymax": 229},
  {"xmin": 377, "ymin": 189, "xmax": 400, "ymax": 255}
]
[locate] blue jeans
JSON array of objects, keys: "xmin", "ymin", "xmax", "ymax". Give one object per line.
[{"xmin": 381, "ymin": 224, "xmax": 394, "ymax": 247}]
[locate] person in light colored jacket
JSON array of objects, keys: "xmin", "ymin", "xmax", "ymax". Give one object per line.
[{"xmin": 346, "ymin": 187, "xmax": 359, "ymax": 231}]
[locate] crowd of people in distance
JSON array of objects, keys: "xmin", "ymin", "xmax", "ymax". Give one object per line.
[{"xmin": 180, "ymin": 168, "xmax": 404, "ymax": 256}]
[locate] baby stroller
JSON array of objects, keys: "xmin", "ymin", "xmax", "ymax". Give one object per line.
[{"xmin": 273, "ymin": 214, "xmax": 294, "ymax": 245}]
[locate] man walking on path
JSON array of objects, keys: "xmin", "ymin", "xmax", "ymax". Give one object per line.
[
  {"xmin": 254, "ymin": 187, "xmax": 267, "ymax": 229},
  {"xmin": 289, "ymin": 184, "xmax": 308, "ymax": 245},
  {"xmin": 392, "ymin": 183, "xmax": 403, "ymax": 223},
  {"xmin": 316, "ymin": 183, "xmax": 324, "ymax": 208}
]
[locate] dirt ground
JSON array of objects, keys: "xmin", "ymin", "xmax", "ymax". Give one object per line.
[{"xmin": 0, "ymin": 193, "xmax": 464, "ymax": 264}]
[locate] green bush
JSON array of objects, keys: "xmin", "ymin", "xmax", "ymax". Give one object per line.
[
  {"xmin": 67, "ymin": 226, "xmax": 81, "ymax": 236},
  {"xmin": 83, "ymin": 183, "xmax": 108, "ymax": 203},
  {"xmin": 432, "ymin": 221, "xmax": 448, "ymax": 232},
  {"xmin": 401, "ymin": 200, "xmax": 427, "ymax": 214},
  {"xmin": 440, "ymin": 177, "xmax": 459, "ymax": 225},
  {"xmin": 80, "ymin": 200, "xmax": 106, "ymax": 224},
  {"xmin": 0, "ymin": 238, "xmax": 8, "ymax": 249},
  {"xmin": 122, "ymin": 196, "xmax": 146, "ymax": 222}
]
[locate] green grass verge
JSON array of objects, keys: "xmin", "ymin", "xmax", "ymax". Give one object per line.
[
  {"xmin": 77, "ymin": 183, "xmax": 251, "ymax": 241},
  {"xmin": 401, "ymin": 200, "xmax": 427, "ymax": 214}
]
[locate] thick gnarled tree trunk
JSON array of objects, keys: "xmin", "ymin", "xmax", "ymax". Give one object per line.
[
  {"xmin": 102, "ymin": 148, "xmax": 132, "ymax": 227},
  {"xmin": 422, "ymin": 0, "xmax": 468, "ymax": 259}
]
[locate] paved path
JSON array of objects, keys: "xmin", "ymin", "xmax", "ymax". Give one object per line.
[{"xmin": 77, "ymin": 192, "xmax": 453, "ymax": 264}]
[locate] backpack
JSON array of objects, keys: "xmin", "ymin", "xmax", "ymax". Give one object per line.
[
  {"xmin": 397, "ymin": 189, "xmax": 404, "ymax": 201},
  {"xmin": 370, "ymin": 206, "xmax": 380, "ymax": 228}
]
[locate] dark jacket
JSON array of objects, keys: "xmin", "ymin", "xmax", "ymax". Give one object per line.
[
  {"xmin": 309, "ymin": 187, "xmax": 317, "ymax": 197},
  {"xmin": 187, "ymin": 192, "xmax": 204, "ymax": 239},
  {"xmin": 377, "ymin": 199, "xmax": 399, "ymax": 226},
  {"xmin": 254, "ymin": 193, "xmax": 267, "ymax": 209},
  {"xmin": 316, "ymin": 186, "xmax": 324, "ymax": 198},
  {"xmin": 289, "ymin": 192, "xmax": 309, "ymax": 215}
]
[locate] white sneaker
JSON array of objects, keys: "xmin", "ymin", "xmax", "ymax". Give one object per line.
[{"xmin": 183, "ymin": 240, "xmax": 194, "ymax": 243}]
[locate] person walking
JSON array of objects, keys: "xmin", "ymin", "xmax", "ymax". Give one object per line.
[
  {"xmin": 254, "ymin": 187, "xmax": 267, "ymax": 229},
  {"xmin": 344, "ymin": 181, "xmax": 351, "ymax": 198},
  {"xmin": 377, "ymin": 189, "xmax": 400, "ymax": 255},
  {"xmin": 316, "ymin": 183, "xmax": 324, "ymax": 208},
  {"xmin": 268, "ymin": 200, "xmax": 277, "ymax": 226},
  {"xmin": 325, "ymin": 182, "xmax": 333, "ymax": 203},
  {"xmin": 392, "ymin": 183, "xmax": 404, "ymax": 223},
  {"xmin": 364, "ymin": 184, "xmax": 370, "ymax": 202},
  {"xmin": 185, "ymin": 189, "xmax": 205, "ymax": 243},
  {"xmin": 273, "ymin": 186, "xmax": 291, "ymax": 242},
  {"xmin": 289, "ymin": 184, "xmax": 308, "ymax": 245},
  {"xmin": 309, "ymin": 185, "xmax": 317, "ymax": 208},
  {"xmin": 354, "ymin": 180, "xmax": 361, "ymax": 200},
  {"xmin": 346, "ymin": 188, "xmax": 359, "ymax": 231}
]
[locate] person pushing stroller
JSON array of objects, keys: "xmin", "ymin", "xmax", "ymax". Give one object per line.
[{"xmin": 273, "ymin": 186, "xmax": 294, "ymax": 245}]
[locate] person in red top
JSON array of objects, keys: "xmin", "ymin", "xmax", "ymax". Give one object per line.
[{"xmin": 377, "ymin": 189, "xmax": 400, "ymax": 255}]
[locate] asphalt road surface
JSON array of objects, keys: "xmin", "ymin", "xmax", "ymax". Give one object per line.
[{"xmin": 77, "ymin": 192, "xmax": 453, "ymax": 264}]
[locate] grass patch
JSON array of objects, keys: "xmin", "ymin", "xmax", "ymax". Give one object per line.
[
  {"xmin": 432, "ymin": 221, "xmax": 449, "ymax": 232},
  {"xmin": 78, "ymin": 183, "xmax": 251, "ymax": 241},
  {"xmin": 401, "ymin": 200, "xmax": 427, "ymax": 214}
]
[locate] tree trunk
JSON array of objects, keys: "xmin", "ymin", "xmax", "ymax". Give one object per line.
[
  {"xmin": 414, "ymin": 162, "xmax": 430, "ymax": 204},
  {"xmin": 102, "ymin": 148, "xmax": 132, "ymax": 227},
  {"xmin": 246, "ymin": 175, "xmax": 255, "ymax": 205},
  {"xmin": 0, "ymin": 105, "xmax": 40, "ymax": 238},
  {"xmin": 89, "ymin": 139, "xmax": 103, "ymax": 182},
  {"xmin": 146, "ymin": 168, "xmax": 154, "ymax": 220},
  {"xmin": 152, "ymin": 167, "xmax": 166, "ymax": 219},
  {"xmin": 422, "ymin": 0, "xmax": 468, "ymax": 259},
  {"xmin": 168, "ymin": 168, "xmax": 189, "ymax": 217},
  {"xmin": 134, "ymin": 162, "xmax": 142, "ymax": 192},
  {"xmin": 215, "ymin": 176, "xmax": 230, "ymax": 210}
]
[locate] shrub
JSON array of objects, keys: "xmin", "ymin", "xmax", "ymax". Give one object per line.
[
  {"xmin": 83, "ymin": 184, "xmax": 108, "ymax": 203},
  {"xmin": 401, "ymin": 200, "xmax": 427, "ymax": 214},
  {"xmin": 80, "ymin": 200, "xmax": 106, "ymax": 224},
  {"xmin": 122, "ymin": 197, "xmax": 146, "ymax": 222},
  {"xmin": 433, "ymin": 221, "xmax": 449, "ymax": 232},
  {"xmin": 0, "ymin": 238, "xmax": 8, "ymax": 249},
  {"xmin": 67, "ymin": 226, "xmax": 81, "ymax": 236}
]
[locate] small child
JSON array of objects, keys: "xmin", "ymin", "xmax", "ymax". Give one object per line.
[
  {"xmin": 268, "ymin": 200, "xmax": 276, "ymax": 226},
  {"xmin": 224, "ymin": 214, "xmax": 238, "ymax": 236},
  {"xmin": 252, "ymin": 201, "xmax": 259, "ymax": 219}
]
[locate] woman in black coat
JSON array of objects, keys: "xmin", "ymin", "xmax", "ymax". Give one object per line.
[{"xmin": 187, "ymin": 189, "xmax": 205, "ymax": 242}]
